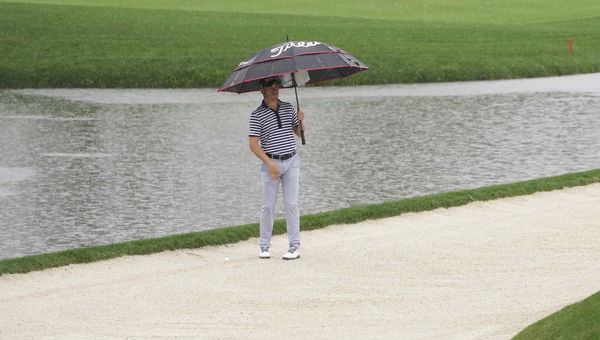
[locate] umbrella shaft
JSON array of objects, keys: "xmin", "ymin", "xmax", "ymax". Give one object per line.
[
  {"xmin": 293, "ymin": 83, "xmax": 300, "ymax": 111},
  {"xmin": 290, "ymin": 72, "xmax": 305, "ymax": 145}
]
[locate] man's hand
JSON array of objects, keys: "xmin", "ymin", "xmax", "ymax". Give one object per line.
[
  {"xmin": 294, "ymin": 110, "xmax": 305, "ymax": 137},
  {"xmin": 267, "ymin": 160, "xmax": 280, "ymax": 180},
  {"xmin": 249, "ymin": 136, "xmax": 281, "ymax": 180}
]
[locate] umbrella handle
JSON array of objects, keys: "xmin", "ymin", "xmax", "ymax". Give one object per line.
[{"xmin": 300, "ymin": 129, "xmax": 306, "ymax": 145}]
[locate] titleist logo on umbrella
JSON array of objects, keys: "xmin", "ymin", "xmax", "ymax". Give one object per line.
[
  {"xmin": 237, "ymin": 41, "xmax": 325, "ymax": 67},
  {"xmin": 270, "ymin": 41, "xmax": 322, "ymax": 58}
]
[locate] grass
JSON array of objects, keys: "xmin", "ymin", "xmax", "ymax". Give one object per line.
[
  {"xmin": 3, "ymin": 0, "xmax": 600, "ymax": 25},
  {"xmin": 512, "ymin": 291, "xmax": 600, "ymax": 340},
  {"xmin": 1, "ymin": 168, "xmax": 599, "ymax": 275},
  {"xmin": 1, "ymin": 0, "xmax": 599, "ymax": 88}
]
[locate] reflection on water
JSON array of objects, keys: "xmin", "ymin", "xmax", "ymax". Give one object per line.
[{"xmin": 1, "ymin": 74, "xmax": 599, "ymax": 259}]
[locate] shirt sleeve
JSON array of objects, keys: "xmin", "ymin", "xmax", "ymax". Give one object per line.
[
  {"xmin": 291, "ymin": 106, "xmax": 300, "ymax": 127},
  {"xmin": 249, "ymin": 112, "xmax": 261, "ymax": 137}
]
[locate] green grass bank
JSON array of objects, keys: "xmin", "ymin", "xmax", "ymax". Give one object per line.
[
  {"xmin": 1, "ymin": 0, "xmax": 599, "ymax": 88},
  {"xmin": 1, "ymin": 168, "xmax": 599, "ymax": 276},
  {"xmin": 512, "ymin": 290, "xmax": 600, "ymax": 340}
]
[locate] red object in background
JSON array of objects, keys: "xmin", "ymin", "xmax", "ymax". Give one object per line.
[{"xmin": 568, "ymin": 37, "xmax": 573, "ymax": 52}]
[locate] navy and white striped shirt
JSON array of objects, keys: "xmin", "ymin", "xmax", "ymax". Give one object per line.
[{"xmin": 249, "ymin": 100, "xmax": 300, "ymax": 155}]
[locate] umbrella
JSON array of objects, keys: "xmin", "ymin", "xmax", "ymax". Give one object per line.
[{"xmin": 218, "ymin": 40, "xmax": 369, "ymax": 144}]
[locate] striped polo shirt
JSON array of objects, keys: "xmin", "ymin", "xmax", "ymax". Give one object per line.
[{"xmin": 249, "ymin": 100, "xmax": 299, "ymax": 155}]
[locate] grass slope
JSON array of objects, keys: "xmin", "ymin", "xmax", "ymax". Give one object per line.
[
  {"xmin": 1, "ymin": 0, "xmax": 599, "ymax": 88},
  {"xmin": 1, "ymin": 168, "xmax": 599, "ymax": 275},
  {"xmin": 512, "ymin": 291, "xmax": 600, "ymax": 340}
]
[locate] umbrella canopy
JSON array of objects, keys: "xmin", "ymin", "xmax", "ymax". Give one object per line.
[{"xmin": 218, "ymin": 41, "xmax": 369, "ymax": 93}]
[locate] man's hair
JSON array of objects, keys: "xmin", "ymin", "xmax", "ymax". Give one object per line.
[{"xmin": 259, "ymin": 77, "xmax": 282, "ymax": 88}]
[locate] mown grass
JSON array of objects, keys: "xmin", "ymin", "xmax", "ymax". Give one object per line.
[
  {"xmin": 1, "ymin": 0, "xmax": 599, "ymax": 88},
  {"xmin": 512, "ymin": 291, "xmax": 600, "ymax": 340},
  {"xmin": 4, "ymin": 0, "xmax": 600, "ymax": 25},
  {"xmin": 1, "ymin": 168, "xmax": 599, "ymax": 275}
]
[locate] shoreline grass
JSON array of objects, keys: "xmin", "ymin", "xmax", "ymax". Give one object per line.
[
  {"xmin": 1, "ymin": 168, "xmax": 599, "ymax": 276},
  {"xmin": 1, "ymin": 1, "xmax": 600, "ymax": 88}
]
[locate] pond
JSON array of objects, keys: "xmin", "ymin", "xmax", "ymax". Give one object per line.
[{"xmin": 1, "ymin": 73, "xmax": 599, "ymax": 259}]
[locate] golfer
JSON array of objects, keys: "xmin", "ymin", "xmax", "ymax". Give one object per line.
[{"xmin": 248, "ymin": 76, "xmax": 305, "ymax": 260}]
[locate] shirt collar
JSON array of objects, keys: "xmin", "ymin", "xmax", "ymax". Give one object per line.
[{"xmin": 261, "ymin": 99, "xmax": 281, "ymax": 110}]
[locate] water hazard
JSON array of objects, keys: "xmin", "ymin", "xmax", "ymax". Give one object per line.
[{"xmin": 1, "ymin": 74, "xmax": 599, "ymax": 259}]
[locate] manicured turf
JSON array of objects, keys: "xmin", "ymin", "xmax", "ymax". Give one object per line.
[
  {"xmin": 1, "ymin": 168, "xmax": 599, "ymax": 275},
  {"xmin": 512, "ymin": 291, "xmax": 600, "ymax": 340},
  {"xmin": 1, "ymin": 0, "xmax": 599, "ymax": 88},
  {"xmin": 3, "ymin": 0, "xmax": 600, "ymax": 25}
]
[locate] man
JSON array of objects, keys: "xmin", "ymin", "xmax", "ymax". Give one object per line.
[{"xmin": 248, "ymin": 76, "xmax": 305, "ymax": 260}]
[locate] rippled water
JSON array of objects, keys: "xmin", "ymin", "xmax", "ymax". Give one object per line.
[{"xmin": 1, "ymin": 74, "xmax": 599, "ymax": 259}]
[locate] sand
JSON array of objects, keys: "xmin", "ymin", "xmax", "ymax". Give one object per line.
[{"xmin": 1, "ymin": 183, "xmax": 599, "ymax": 339}]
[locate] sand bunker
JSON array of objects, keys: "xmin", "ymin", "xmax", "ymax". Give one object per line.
[{"xmin": 1, "ymin": 183, "xmax": 600, "ymax": 339}]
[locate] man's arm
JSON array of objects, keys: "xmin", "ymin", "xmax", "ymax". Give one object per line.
[{"xmin": 249, "ymin": 136, "xmax": 280, "ymax": 180}]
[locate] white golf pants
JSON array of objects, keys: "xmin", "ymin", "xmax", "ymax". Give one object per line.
[{"xmin": 259, "ymin": 154, "xmax": 300, "ymax": 249}]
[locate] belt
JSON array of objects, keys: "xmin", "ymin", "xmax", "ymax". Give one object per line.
[{"xmin": 266, "ymin": 151, "xmax": 296, "ymax": 160}]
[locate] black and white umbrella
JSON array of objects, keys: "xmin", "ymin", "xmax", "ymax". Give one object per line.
[
  {"xmin": 218, "ymin": 41, "xmax": 368, "ymax": 93},
  {"xmin": 218, "ymin": 40, "xmax": 369, "ymax": 143}
]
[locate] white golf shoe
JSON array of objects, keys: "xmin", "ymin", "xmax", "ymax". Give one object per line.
[
  {"xmin": 282, "ymin": 246, "xmax": 300, "ymax": 260},
  {"xmin": 259, "ymin": 246, "xmax": 271, "ymax": 259}
]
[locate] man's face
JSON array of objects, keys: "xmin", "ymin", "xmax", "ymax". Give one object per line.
[{"xmin": 261, "ymin": 83, "xmax": 279, "ymax": 101}]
